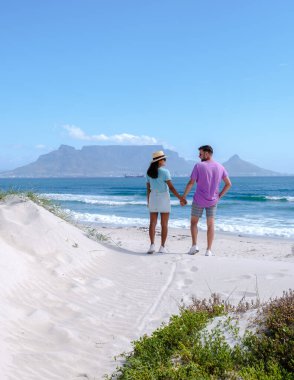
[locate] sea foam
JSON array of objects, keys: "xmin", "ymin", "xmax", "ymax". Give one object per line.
[{"xmin": 67, "ymin": 211, "xmax": 294, "ymax": 238}]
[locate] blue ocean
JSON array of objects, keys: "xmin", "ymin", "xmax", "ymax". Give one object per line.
[{"xmin": 1, "ymin": 177, "xmax": 293, "ymax": 239}]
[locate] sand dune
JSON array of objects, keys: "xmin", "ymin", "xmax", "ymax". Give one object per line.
[{"xmin": 0, "ymin": 195, "xmax": 293, "ymax": 379}]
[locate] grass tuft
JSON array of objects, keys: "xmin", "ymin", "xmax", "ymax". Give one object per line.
[
  {"xmin": 105, "ymin": 290, "xmax": 294, "ymax": 380},
  {"xmin": 84, "ymin": 227, "xmax": 109, "ymax": 242},
  {"xmin": 0, "ymin": 189, "xmax": 71, "ymax": 221}
]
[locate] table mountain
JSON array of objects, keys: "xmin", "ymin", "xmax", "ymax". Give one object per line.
[{"xmin": 0, "ymin": 145, "xmax": 194, "ymax": 178}]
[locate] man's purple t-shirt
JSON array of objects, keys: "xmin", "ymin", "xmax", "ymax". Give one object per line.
[{"xmin": 190, "ymin": 161, "xmax": 228, "ymax": 207}]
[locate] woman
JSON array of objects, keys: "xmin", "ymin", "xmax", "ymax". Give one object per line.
[{"xmin": 146, "ymin": 150, "xmax": 184, "ymax": 254}]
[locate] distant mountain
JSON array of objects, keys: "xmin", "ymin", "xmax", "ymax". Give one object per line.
[
  {"xmin": 0, "ymin": 147, "xmax": 283, "ymax": 178},
  {"xmin": 223, "ymin": 154, "xmax": 281, "ymax": 176},
  {"xmin": 0, "ymin": 145, "xmax": 195, "ymax": 178}
]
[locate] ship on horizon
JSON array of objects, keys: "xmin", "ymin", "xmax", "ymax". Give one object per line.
[{"xmin": 124, "ymin": 174, "xmax": 145, "ymax": 178}]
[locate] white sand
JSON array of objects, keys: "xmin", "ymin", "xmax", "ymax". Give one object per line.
[{"xmin": 0, "ymin": 196, "xmax": 293, "ymax": 379}]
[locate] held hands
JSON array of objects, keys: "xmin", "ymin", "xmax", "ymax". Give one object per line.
[{"xmin": 179, "ymin": 196, "xmax": 187, "ymax": 206}]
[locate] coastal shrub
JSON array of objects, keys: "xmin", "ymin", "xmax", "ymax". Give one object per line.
[
  {"xmin": 1, "ymin": 190, "xmax": 111, "ymax": 244},
  {"xmin": 25, "ymin": 191, "xmax": 71, "ymax": 220},
  {"xmin": 240, "ymin": 289, "xmax": 294, "ymax": 375},
  {"xmin": 0, "ymin": 190, "xmax": 71, "ymax": 221},
  {"xmin": 106, "ymin": 291, "xmax": 294, "ymax": 380},
  {"xmin": 0, "ymin": 188, "xmax": 22, "ymax": 200},
  {"xmin": 85, "ymin": 227, "xmax": 109, "ymax": 242}
]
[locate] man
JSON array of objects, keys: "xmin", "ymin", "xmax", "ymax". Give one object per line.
[{"xmin": 181, "ymin": 145, "xmax": 231, "ymax": 256}]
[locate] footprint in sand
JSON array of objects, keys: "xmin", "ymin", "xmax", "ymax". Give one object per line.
[
  {"xmin": 91, "ymin": 277, "xmax": 114, "ymax": 289},
  {"xmin": 27, "ymin": 309, "xmax": 51, "ymax": 324},
  {"xmin": 235, "ymin": 291, "xmax": 257, "ymax": 297},
  {"xmin": 265, "ymin": 273, "xmax": 286, "ymax": 280},
  {"xmin": 48, "ymin": 324, "xmax": 74, "ymax": 345},
  {"xmin": 87, "ymin": 296, "xmax": 101, "ymax": 304},
  {"xmin": 224, "ymin": 274, "xmax": 254, "ymax": 282},
  {"xmin": 177, "ymin": 279, "xmax": 193, "ymax": 289},
  {"xmin": 72, "ymin": 277, "xmax": 87, "ymax": 285},
  {"xmin": 26, "ymin": 310, "xmax": 75, "ymax": 343},
  {"xmin": 190, "ymin": 266, "xmax": 198, "ymax": 273},
  {"xmin": 70, "ymin": 284, "xmax": 89, "ymax": 294},
  {"xmin": 237, "ymin": 274, "xmax": 254, "ymax": 280},
  {"xmin": 178, "ymin": 266, "xmax": 198, "ymax": 275}
]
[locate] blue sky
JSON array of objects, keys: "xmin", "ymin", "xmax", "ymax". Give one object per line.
[{"xmin": 0, "ymin": 0, "xmax": 293, "ymax": 173}]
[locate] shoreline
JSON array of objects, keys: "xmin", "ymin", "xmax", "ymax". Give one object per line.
[
  {"xmin": 82, "ymin": 221, "xmax": 294, "ymax": 242},
  {"xmin": 83, "ymin": 224, "xmax": 294, "ymax": 262}
]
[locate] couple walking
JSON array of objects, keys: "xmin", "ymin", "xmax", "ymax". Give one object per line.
[{"xmin": 146, "ymin": 145, "xmax": 231, "ymax": 255}]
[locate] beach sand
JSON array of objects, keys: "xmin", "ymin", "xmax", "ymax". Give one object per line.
[{"xmin": 0, "ymin": 195, "xmax": 293, "ymax": 379}]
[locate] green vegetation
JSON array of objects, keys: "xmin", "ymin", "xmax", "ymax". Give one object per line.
[
  {"xmin": 0, "ymin": 189, "xmax": 110, "ymax": 241},
  {"xmin": 85, "ymin": 227, "xmax": 109, "ymax": 242},
  {"xmin": 106, "ymin": 290, "xmax": 294, "ymax": 380},
  {"xmin": 0, "ymin": 188, "xmax": 22, "ymax": 200},
  {"xmin": 0, "ymin": 189, "xmax": 70, "ymax": 221}
]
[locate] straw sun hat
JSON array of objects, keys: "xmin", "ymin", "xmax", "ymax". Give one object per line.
[{"xmin": 151, "ymin": 150, "xmax": 167, "ymax": 163}]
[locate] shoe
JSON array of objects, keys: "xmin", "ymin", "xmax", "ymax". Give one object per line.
[
  {"xmin": 158, "ymin": 245, "xmax": 168, "ymax": 253},
  {"xmin": 205, "ymin": 249, "xmax": 215, "ymax": 256},
  {"xmin": 147, "ymin": 244, "xmax": 156, "ymax": 254},
  {"xmin": 188, "ymin": 245, "xmax": 199, "ymax": 255}
]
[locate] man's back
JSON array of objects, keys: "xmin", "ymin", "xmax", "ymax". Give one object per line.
[{"xmin": 191, "ymin": 161, "xmax": 228, "ymax": 207}]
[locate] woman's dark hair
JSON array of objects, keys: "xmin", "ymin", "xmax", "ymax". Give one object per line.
[{"xmin": 147, "ymin": 161, "xmax": 159, "ymax": 178}]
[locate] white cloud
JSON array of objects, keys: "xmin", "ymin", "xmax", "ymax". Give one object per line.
[
  {"xmin": 63, "ymin": 125, "xmax": 159, "ymax": 145},
  {"xmin": 35, "ymin": 144, "xmax": 46, "ymax": 149},
  {"xmin": 63, "ymin": 125, "xmax": 90, "ymax": 140}
]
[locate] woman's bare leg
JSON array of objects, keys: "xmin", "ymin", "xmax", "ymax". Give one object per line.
[
  {"xmin": 149, "ymin": 212, "xmax": 158, "ymax": 244},
  {"xmin": 160, "ymin": 213, "xmax": 169, "ymax": 246}
]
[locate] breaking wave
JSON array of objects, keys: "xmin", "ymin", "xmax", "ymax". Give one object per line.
[
  {"xmin": 42, "ymin": 193, "xmax": 184, "ymax": 206},
  {"xmin": 66, "ymin": 211, "xmax": 294, "ymax": 238}
]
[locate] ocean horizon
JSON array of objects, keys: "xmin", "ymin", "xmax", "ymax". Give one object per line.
[{"xmin": 1, "ymin": 176, "xmax": 294, "ymax": 239}]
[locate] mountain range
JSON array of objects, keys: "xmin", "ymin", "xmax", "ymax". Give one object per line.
[
  {"xmin": 222, "ymin": 154, "xmax": 281, "ymax": 176},
  {"xmin": 0, "ymin": 145, "xmax": 283, "ymax": 178}
]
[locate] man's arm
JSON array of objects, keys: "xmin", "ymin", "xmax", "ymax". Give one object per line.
[
  {"xmin": 182, "ymin": 178, "xmax": 195, "ymax": 203},
  {"xmin": 219, "ymin": 176, "xmax": 231, "ymax": 199}
]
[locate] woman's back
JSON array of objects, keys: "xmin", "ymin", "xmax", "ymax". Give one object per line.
[{"xmin": 146, "ymin": 167, "xmax": 171, "ymax": 193}]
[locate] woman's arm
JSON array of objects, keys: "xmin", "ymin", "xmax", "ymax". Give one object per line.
[
  {"xmin": 166, "ymin": 180, "xmax": 185, "ymax": 203},
  {"xmin": 146, "ymin": 182, "xmax": 151, "ymax": 205}
]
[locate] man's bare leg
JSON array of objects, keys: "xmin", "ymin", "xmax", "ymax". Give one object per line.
[
  {"xmin": 207, "ymin": 216, "xmax": 215, "ymax": 250},
  {"xmin": 191, "ymin": 216, "xmax": 200, "ymax": 246}
]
